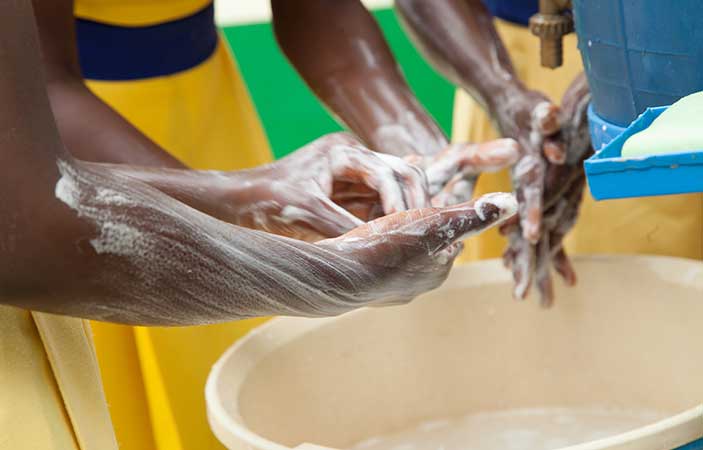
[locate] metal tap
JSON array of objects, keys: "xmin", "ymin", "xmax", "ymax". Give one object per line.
[{"xmin": 529, "ymin": 0, "xmax": 574, "ymax": 69}]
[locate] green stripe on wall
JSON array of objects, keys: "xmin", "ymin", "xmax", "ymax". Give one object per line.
[{"xmin": 222, "ymin": 8, "xmax": 455, "ymax": 159}]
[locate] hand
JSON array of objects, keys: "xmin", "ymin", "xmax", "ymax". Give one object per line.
[
  {"xmin": 500, "ymin": 74, "xmax": 593, "ymax": 306},
  {"xmin": 336, "ymin": 138, "xmax": 518, "ymax": 221},
  {"xmin": 317, "ymin": 192, "xmax": 518, "ymax": 307},
  {"xmin": 226, "ymin": 132, "xmax": 431, "ymax": 241},
  {"xmin": 408, "ymin": 138, "xmax": 519, "ymax": 208},
  {"xmin": 493, "ymin": 86, "xmax": 566, "ymax": 243}
]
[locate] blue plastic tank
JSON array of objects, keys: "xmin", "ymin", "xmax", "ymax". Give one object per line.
[{"xmin": 574, "ymin": 0, "xmax": 703, "ymax": 127}]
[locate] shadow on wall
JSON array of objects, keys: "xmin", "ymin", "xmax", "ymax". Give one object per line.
[{"xmin": 222, "ymin": 8, "xmax": 456, "ymax": 159}]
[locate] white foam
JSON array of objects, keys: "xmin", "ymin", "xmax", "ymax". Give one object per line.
[
  {"xmin": 473, "ymin": 192, "xmax": 518, "ymax": 221},
  {"xmin": 349, "ymin": 407, "xmax": 666, "ymax": 450}
]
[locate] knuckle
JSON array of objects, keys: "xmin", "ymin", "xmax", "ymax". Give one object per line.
[{"xmin": 407, "ymin": 163, "xmax": 427, "ymax": 181}]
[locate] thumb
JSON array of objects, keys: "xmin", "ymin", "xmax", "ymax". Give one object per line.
[
  {"xmin": 335, "ymin": 193, "xmax": 517, "ymax": 259},
  {"xmin": 533, "ymin": 101, "xmax": 561, "ymax": 136},
  {"xmin": 304, "ymin": 196, "xmax": 365, "ymax": 238},
  {"xmin": 417, "ymin": 192, "xmax": 518, "ymax": 256}
]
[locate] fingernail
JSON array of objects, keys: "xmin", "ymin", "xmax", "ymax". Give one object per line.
[
  {"xmin": 474, "ymin": 192, "xmax": 518, "ymax": 222},
  {"xmin": 533, "ymin": 102, "xmax": 560, "ymax": 135}
]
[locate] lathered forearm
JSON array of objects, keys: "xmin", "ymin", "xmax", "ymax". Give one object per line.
[
  {"xmin": 11, "ymin": 160, "xmax": 512, "ymax": 326},
  {"xmin": 272, "ymin": 0, "xmax": 447, "ymax": 156},
  {"xmin": 395, "ymin": 0, "xmax": 523, "ymax": 115}
]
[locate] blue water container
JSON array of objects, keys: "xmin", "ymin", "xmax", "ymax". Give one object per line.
[
  {"xmin": 573, "ymin": 0, "xmax": 703, "ymax": 199},
  {"xmin": 574, "ymin": 0, "xmax": 703, "ymax": 128}
]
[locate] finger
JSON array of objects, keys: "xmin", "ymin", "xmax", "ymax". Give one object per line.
[
  {"xmin": 431, "ymin": 173, "xmax": 475, "ymax": 207},
  {"xmin": 553, "ymin": 247, "xmax": 577, "ymax": 286},
  {"xmin": 377, "ymin": 154, "xmax": 432, "ymax": 210},
  {"xmin": 300, "ymin": 197, "xmax": 366, "ymax": 239},
  {"xmin": 365, "ymin": 170, "xmax": 409, "ymax": 215},
  {"xmin": 498, "ymin": 214, "xmax": 519, "ymax": 236},
  {"xmin": 405, "ymin": 192, "xmax": 518, "ymax": 258},
  {"xmin": 423, "ymin": 147, "xmax": 461, "ymax": 195},
  {"xmin": 532, "ymin": 101, "xmax": 561, "ymax": 136},
  {"xmin": 402, "ymin": 153, "xmax": 426, "ymax": 168},
  {"xmin": 513, "ymin": 154, "xmax": 545, "ymax": 243},
  {"xmin": 535, "ymin": 237, "xmax": 554, "ymax": 308},
  {"xmin": 502, "ymin": 244, "xmax": 516, "ymax": 269},
  {"xmin": 543, "ymin": 136, "xmax": 566, "ymax": 165},
  {"xmin": 457, "ymin": 138, "xmax": 520, "ymax": 175},
  {"xmin": 460, "ymin": 138, "xmax": 520, "ymax": 175},
  {"xmin": 331, "ymin": 181, "xmax": 378, "ymax": 200},
  {"xmin": 551, "ymin": 177, "xmax": 586, "ymax": 238},
  {"xmin": 426, "ymin": 192, "xmax": 518, "ymax": 253},
  {"xmin": 332, "ymin": 149, "xmax": 409, "ymax": 214},
  {"xmin": 423, "ymin": 139, "xmax": 518, "ymax": 197},
  {"xmin": 334, "ymin": 198, "xmax": 380, "ymax": 222},
  {"xmin": 510, "ymin": 232, "xmax": 535, "ymax": 300},
  {"xmin": 341, "ymin": 192, "xmax": 517, "ymax": 259}
]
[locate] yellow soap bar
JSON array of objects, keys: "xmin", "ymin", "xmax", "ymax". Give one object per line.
[{"xmin": 622, "ymin": 91, "xmax": 703, "ymax": 157}]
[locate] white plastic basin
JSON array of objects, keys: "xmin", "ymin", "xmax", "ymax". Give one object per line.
[{"xmin": 206, "ymin": 256, "xmax": 703, "ymax": 450}]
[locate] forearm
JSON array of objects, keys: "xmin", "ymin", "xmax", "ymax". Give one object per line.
[
  {"xmin": 395, "ymin": 0, "xmax": 524, "ymax": 114},
  {"xmin": 5, "ymin": 159, "xmax": 379, "ymax": 325},
  {"xmin": 272, "ymin": 0, "xmax": 447, "ymax": 156},
  {"xmin": 0, "ymin": 1, "xmax": 365, "ymax": 325},
  {"xmin": 103, "ymin": 163, "xmax": 273, "ymax": 226},
  {"xmin": 9, "ymin": 155, "xmax": 512, "ymax": 325},
  {"xmin": 4, "ymin": 0, "xmax": 499, "ymax": 327},
  {"xmin": 42, "ymin": 161, "xmax": 511, "ymax": 325}
]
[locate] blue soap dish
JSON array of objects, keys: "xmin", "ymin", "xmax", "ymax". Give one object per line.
[{"xmin": 584, "ymin": 106, "xmax": 703, "ymax": 200}]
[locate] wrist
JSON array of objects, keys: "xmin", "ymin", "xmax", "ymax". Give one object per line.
[
  {"xmin": 366, "ymin": 91, "xmax": 448, "ymax": 157},
  {"xmin": 320, "ymin": 71, "xmax": 447, "ymax": 156},
  {"xmin": 486, "ymin": 82, "xmax": 529, "ymax": 117}
]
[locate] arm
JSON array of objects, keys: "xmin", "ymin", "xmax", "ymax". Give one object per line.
[
  {"xmin": 396, "ymin": 0, "xmax": 596, "ymax": 304},
  {"xmin": 395, "ymin": 0, "xmax": 566, "ymax": 240},
  {"xmin": 29, "ymin": 0, "xmax": 430, "ymax": 241},
  {"xmin": 394, "ymin": 0, "xmax": 546, "ymax": 132},
  {"xmin": 271, "ymin": 0, "xmax": 446, "ymax": 157},
  {"xmin": 1, "ymin": 0, "xmax": 517, "ymax": 326},
  {"xmin": 105, "ymin": 132, "xmax": 434, "ymax": 242},
  {"xmin": 31, "ymin": 0, "xmax": 183, "ymax": 167},
  {"xmin": 272, "ymin": 0, "xmax": 518, "ymax": 206}
]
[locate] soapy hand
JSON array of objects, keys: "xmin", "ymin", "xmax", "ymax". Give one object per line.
[
  {"xmin": 493, "ymin": 87, "xmax": 566, "ymax": 243},
  {"xmin": 227, "ymin": 133, "xmax": 432, "ymax": 241},
  {"xmin": 405, "ymin": 138, "xmax": 520, "ymax": 208},
  {"xmin": 500, "ymin": 74, "xmax": 592, "ymax": 305},
  {"xmin": 330, "ymin": 135, "xmax": 518, "ymax": 221},
  {"xmin": 317, "ymin": 192, "xmax": 518, "ymax": 307}
]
